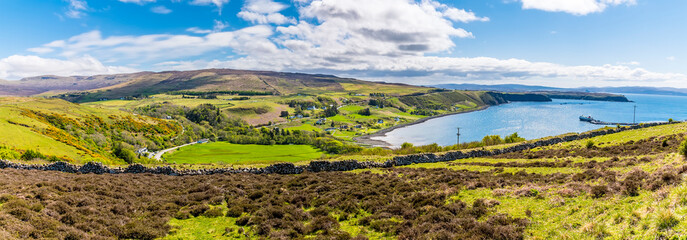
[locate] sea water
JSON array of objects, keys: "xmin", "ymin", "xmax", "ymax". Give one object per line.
[{"xmin": 372, "ymin": 94, "xmax": 687, "ymax": 147}]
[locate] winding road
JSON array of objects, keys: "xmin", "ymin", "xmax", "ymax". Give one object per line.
[{"xmin": 153, "ymin": 141, "xmax": 200, "ymax": 161}]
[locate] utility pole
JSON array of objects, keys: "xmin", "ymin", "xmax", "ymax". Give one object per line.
[
  {"xmin": 456, "ymin": 127, "xmax": 460, "ymax": 145},
  {"xmin": 633, "ymin": 105, "xmax": 636, "ymax": 124}
]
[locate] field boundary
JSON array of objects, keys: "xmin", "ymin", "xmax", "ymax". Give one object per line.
[{"xmin": 0, "ymin": 121, "xmax": 679, "ymax": 176}]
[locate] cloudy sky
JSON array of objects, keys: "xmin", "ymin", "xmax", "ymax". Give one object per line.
[{"xmin": 0, "ymin": 0, "xmax": 685, "ymax": 87}]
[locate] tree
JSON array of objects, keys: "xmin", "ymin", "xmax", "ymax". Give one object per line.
[
  {"xmin": 280, "ymin": 111, "xmax": 289, "ymax": 117},
  {"xmin": 358, "ymin": 108, "xmax": 371, "ymax": 116},
  {"xmin": 481, "ymin": 135, "xmax": 503, "ymax": 146},
  {"xmin": 323, "ymin": 105, "xmax": 339, "ymax": 117},
  {"xmin": 504, "ymin": 132, "xmax": 525, "ymax": 143},
  {"xmin": 113, "ymin": 143, "xmax": 137, "ymax": 164},
  {"xmin": 185, "ymin": 104, "xmax": 223, "ymax": 126}
]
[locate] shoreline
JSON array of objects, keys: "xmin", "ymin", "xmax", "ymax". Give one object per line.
[{"xmin": 353, "ymin": 105, "xmax": 492, "ymax": 148}]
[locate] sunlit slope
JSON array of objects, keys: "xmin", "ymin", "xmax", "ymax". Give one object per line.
[
  {"xmin": 0, "ymin": 97, "xmax": 179, "ymax": 164},
  {"xmin": 398, "ymin": 122, "xmax": 687, "ymax": 239}
]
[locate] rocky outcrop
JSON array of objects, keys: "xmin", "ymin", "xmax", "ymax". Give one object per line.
[{"xmin": 0, "ymin": 121, "xmax": 677, "ymax": 176}]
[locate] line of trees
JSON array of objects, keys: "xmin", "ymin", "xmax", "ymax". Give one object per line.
[{"xmin": 168, "ymin": 90, "xmax": 273, "ymax": 96}]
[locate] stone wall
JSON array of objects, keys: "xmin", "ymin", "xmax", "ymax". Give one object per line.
[{"xmin": 0, "ymin": 121, "xmax": 677, "ymax": 176}]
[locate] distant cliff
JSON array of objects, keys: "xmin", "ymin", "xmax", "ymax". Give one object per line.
[
  {"xmin": 398, "ymin": 90, "xmax": 551, "ymax": 111},
  {"xmin": 432, "ymin": 84, "xmax": 633, "ymax": 102},
  {"xmin": 487, "ymin": 92, "xmax": 552, "ymax": 103},
  {"xmin": 533, "ymin": 91, "xmax": 631, "ymax": 102}
]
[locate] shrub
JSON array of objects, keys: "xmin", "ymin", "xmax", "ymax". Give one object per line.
[
  {"xmin": 657, "ymin": 210, "xmax": 679, "ymax": 230},
  {"xmin": 358, "ymin": 108, "xmax": 371, "ymax": 116},
  {"xmin": 21, "ymin": 149, "xmax": 45, "ymax": 160},
  {"xmin": 482, "ymin": 135, "xmax": 503, "ymax": 146},
  {"xmin": 174, "ymin": 210, "xmax": 190, "ymax": 220},
  {"xmin": 112, "ymin": 143, "xmax": 136, "ymax": 164},
  {"xmin": 226, "ymin": 206, "xmax": 243, "ymax": 218},
  {"xmin": 203, "ymin": 207, "xmax": 224, "ymax": 218},
  {"xmin": 307, "ymin": 216, "xmax": 339, "ymax": 234},
  {"xmin": 585, "ymin": 140, "xmax": 595, "ymax": 149},
  {"xmin": 0, "ymin": 147, "xmax": 20, "ymax": 160},
  {"xmin": 401, "ymin": 142, "xmax": 414, "ymax": 149},
  {"xmin": 504, "ymin": 132, "xmax": 525, "ymax": 143},
  {"xmin": 679, "ymin": 139, "xmax": 687, "ymax": 158},
  {"xmin": 235, "ymin": 216, "xmax": 250, "ymax": 226},
  {"xmin": 621, "ymin": 179, "xmax": 641, "ymax": 197},
  {"xmin": 590, "ymin": 185, "xmax": 608, "ymax": 198},
  {"xmin": 188, "ymin": 204, "xmax": 210, "ymax": 217}
]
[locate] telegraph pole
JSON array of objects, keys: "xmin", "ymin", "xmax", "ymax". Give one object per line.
[
  {"xmin": 633, "ymin": 105, "xmax": 636, "ymax": 124},
  {"xmin": 456, "ymin": 127, "xmax": 460, "ymax": 145}
]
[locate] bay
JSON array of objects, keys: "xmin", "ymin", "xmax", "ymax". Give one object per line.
[{"xmin": 372, "ymin": 94, "xmax": 687, "ymax": 147}]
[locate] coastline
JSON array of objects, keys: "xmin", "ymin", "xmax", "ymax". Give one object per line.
[{"xmin": 353, "ymin": 105, "xmax": 492, "ymax": 148}]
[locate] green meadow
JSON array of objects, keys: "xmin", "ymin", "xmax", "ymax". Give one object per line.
[{"xmin": 163, "ymin": 142, "xmax": 324, "ymax": 165}]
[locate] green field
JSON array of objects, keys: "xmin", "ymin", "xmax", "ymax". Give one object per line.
[{"xmin": 164, "ymin": 142, "xmax": 324, "ymax": 165}]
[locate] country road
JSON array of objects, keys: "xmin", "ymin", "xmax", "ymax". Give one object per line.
[{"xmin": 153, "ymin": 141, "xmax": 199, "ymax": 160}]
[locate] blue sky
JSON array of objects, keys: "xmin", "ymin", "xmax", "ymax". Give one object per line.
[{"xmin": 0, "ymin": 0, "xmax": 685, "ymax": 88}]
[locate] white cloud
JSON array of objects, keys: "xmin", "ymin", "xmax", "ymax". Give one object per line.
[
  {"xmin": 617, "ymin": 61, "xmax": 640, "ymax": 66},
  {"xmin": 118, "ymin": 0, "xmax": 156, "ymax": 4},
  {"xmin": 186, "ymin": 27, "xmax": 213, "ymax": 34},
  {"xmin": 151, "ymin": 6, "xmax": 172, "ymax": 14},
  {"xmin": 189, "ymin": 0, "xmax": 231, "ymax": 14},
  {"xmin": 118, "ymin": 0, "xmax": 228, "ymax": 14},
  {"xmin": 27, "ymin": 47, "xmax": 55, "ymax": 54},
  {"xmin": 14, "ymin": 0, "xmax": 687, "ymax": 87},
  {"xmin": 238, "ymin": 0, "xmax": 295, "ymax": 25},
  {"xmin": 275, "ymin": 0, "xmax": 473, "ymax": 59},
  {"xmin": 213, "ymin": 20, "xmax": 229, "ymax": 32},
  {"xmin": 520, "ymin": 0, "xmax": 636, "ymax": 15},
  {"xmin": 425, "ymin": 0, "xmax": 489, "ymax": 23},
  {"xmin": 244, "ymin": 0, "xmax": 289, "ymax": 13},
  {"xmin": 65, "ymin": 0, "xmax": 88, "ymax": 18},
  {"xmin": 31, "ymin": 27, "xmax": 277, "ymax": 62},
  {"xmin": 184, "ymin": 20, "xmax": 229, "ymax": 34},
  {"xmin": 0, "ymin": 55, "xmax": 137, "ymax": 79},
  {"xmin": 238, "ymin": 11, "xmax": 294, "ymax": 25},
  {"xmin": 667, "ymin": 56, "xmax": 676, "ymax": 61}
]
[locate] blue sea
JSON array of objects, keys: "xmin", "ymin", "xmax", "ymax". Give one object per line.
[{"xmin": 372, "ymin": 94, "xmax": 687, "ymax": 147}]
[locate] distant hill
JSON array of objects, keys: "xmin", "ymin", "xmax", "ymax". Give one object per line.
[
  {"xmin": 0, "ymin": 74, "xmax": 138, "ymax": 96},
  {"xmin": 433, "ymin": 83, "xmax": 687, "ymax": 96},
  {"xmin": 1, "ymin": 69, "xmax": 428, "ymax": 102}
]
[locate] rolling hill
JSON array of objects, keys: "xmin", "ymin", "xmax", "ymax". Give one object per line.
[
  {"xmin": 0, "ymin": 97, "xmax": 180, "ymax": 164},
  {"xmin": 35, "ymin": 69, "xmax": 426, "ymax": 103}
]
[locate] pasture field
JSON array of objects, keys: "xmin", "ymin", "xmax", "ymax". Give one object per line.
[{"xmin": 163, "ymin": 142, "xmax": 324, "ymax": 165}]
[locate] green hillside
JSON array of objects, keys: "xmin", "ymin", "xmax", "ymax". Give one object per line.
[{"xmin": 0, "ymin": 97, "xmax": 180, "ymax": 164}]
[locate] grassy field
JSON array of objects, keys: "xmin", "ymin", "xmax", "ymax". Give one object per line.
[{"xmin": 163, "ymin": 142, "xmax": 324, "ymax": 165}]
